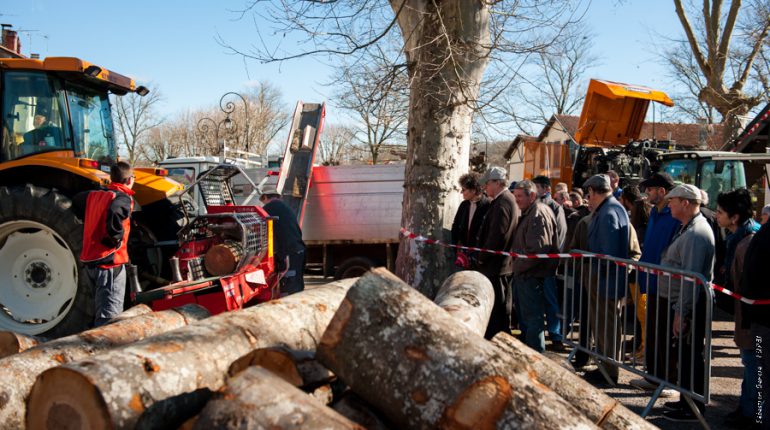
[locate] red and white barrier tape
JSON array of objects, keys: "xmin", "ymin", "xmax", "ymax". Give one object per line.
[{"xmin": 400, "ymin": 228, "xmax": 770, "ymax": 305}]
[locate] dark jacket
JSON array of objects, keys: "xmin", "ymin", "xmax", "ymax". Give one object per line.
[
  {"xmin": 262, "ymin": 198, "xmax": 305, "ymax": 263},
  {"xmin": 451, "ymin": 197, "xmax": 490, "ymax": 247},
  {"xmin": 638, "ymin": 205, "xmax": 680, "ymax": 294},
  {"xmin": 475, "ymin": 189, "xmax": 519, "ymax": 277},
  {"xmin": 565, "ymin": 205, "xmax": 590, "ymax": 251},
  {"xmin": 539, "ymin": 193, "xmax": 567, "ymax": 251},
  {"xmin": 700, "ymin": 206, "xmax": 726, "ymax": 285},
  {"xmin": 733, "ymin": 233, "xmax": 755, "ymax": 348},
  {"xmin": 587, "ymin": 195, "xmax": 630, "ymax": 299},
  {"xmin": 741, "ymin": 222, "xmax": 770, "ymax": 329},
  {"xmin": 511, "ymin": 201, "xmax": 559, "ymax": 278}
]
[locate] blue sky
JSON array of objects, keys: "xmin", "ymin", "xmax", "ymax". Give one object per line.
[{"xmin": 4, "ymin": 1, "xmax": 688, "ymax": 127}]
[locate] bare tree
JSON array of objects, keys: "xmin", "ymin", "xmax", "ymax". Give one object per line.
[
  {"xmin": 224, "ymin": 1, "xmax": 584, "ymax": 296},
  {"xmin": 488, "ymin": 26, "xmax": 597, "ymax": 135},
  {"xmin": 241, "ymin": 82, "xmax": 290, "ymax": 154},
  {"xmin": 112, "ymin": 85, "xmax": 164, "ymax": 164},
  {"xmin": 318, "ymin": 124, "xmax": 356, "ymax": 166},
  {"xmin": 672, "ymin": 0, "xmax": 770, "ymax": 144},
  {"xmin": 333, "ymin": 44, "xmax": 409, "ymax": 164}
]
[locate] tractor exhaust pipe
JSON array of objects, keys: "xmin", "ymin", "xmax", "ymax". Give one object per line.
[
  {"xmin": 127, "ymin": 265, "xmax": 142, "ymax": 302},
  {"xmin": 170, "ymin": 257, "xmax": 182, "ymax": 282}
]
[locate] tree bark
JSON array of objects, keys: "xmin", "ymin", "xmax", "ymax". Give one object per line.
[
  {"xmin": 492, "ymin": 333, "xmax": 655, "ymax": 430},
  {"xmin": 0, "ymin": 306, "xmax": 152, "ymax": 359},
  {"xmin": 317, "ymin": 268, "xmax": 597, "ymax": 429},
  {"xmin": 0, "ymin": 304, "xmax": 209, "ymax": 429},
  {"xmin": 109, "ymin": 303, "xmax": 153, "ymax": 323},
  {"xmin": 332, "ymin": 392, "xmax": 393, "ymax": 430},
  {"xmin": 228, "ymin": 346, "xmax": 334, "ymax": 389},
  {"xmin": 193, "ymin": 366, "xmax": 363, "ymax": 430},
  {"xmin": 26, "ymin": 278, "xmax": 357, "ymax": 430},
  {"xmin": 433, "ymin": 270, "xmax": 494, "ymax": 336},
  {"xmin": 394, "ymin": 2, "xmax": 492, "ymax": 297},
  {"xmin": 0, "ymin": 332, "xmax": 43, "ymax": 359}
]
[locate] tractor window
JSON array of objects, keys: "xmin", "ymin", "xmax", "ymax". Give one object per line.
[
  {"xmin": 701, "ymin": 160, "xmax": 746, "ymax": 209},
  {"xmin": 1, "ymin": 71, "xmax": 69, "ymax": 161},
  {"xmin": 660, "ymin": 159, "xmax": 697, "ymax": 186},
  {"xmin": 66, "ymin": 84, "xmax": 115, "ymax": 163}
]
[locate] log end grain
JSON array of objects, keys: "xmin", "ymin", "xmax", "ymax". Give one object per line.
[
  {"xmin": 228, "ymin": 348, "xmax": 303, "ymax": 386},
  {"xmin": 26, "ymin": 367, "xmax": 111, "ymax": 430},
  {"xmin": 440, "ymin": 376, "xmax": 512, "ymax": 430},
  {"xmin": 204, "ymin": 243, "xmax": 241, "ymax": 276},
  {"xmin": 0, "ymin": 331, "xmax": 41, "ymax": 359}
]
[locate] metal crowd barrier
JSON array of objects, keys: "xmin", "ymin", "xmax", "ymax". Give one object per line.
[{"xmin": 560, "ymin": 251, "xmax": 713, "ymax": 427}]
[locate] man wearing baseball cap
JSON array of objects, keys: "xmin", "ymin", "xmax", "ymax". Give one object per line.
[
  {"xmin": 657, "ymin": 184, "xmax": 715, "ymax": 422},
  {"xmin": 475, "ymin": 166, "xmax": 520, "ymax": 339}
]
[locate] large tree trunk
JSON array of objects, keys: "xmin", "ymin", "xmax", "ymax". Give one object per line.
[
  {"xmin": 193, "ymin": 366, "xmax": 363, "ymax": 430},
  {"xmin": 109, "ymin": 303, "xmax": 153, "ymax": 323},
  {"xmin": 492, "ymin": 333, "xmax": 654, "ymax": 430},
  {"xmin": 0, "ymin": 304, "xmax": 209, "ymax": 429},
  {"xmin": 317, "ymin": 269, "xmax": 597, "ymax": 429},
  {"xmin": 26, "ymin": 279, "xmax": 357, "ymax": 430},
  {"xmin": 0, "ymin": 305, "xmax": 153, "ymax": 359},
  {"xmin": 434, "ymin": 270, "xmax": 493, "ymax": 335},
  {"xmin": 394, "ymin": 2, "xmax": 491, "ymax": 297}
]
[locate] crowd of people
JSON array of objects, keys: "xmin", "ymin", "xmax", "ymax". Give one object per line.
[{"xmin": 451, "ymin": 167, "xmax": 770, "ymax": 426}]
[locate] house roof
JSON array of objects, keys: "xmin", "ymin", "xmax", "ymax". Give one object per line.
[
  {"xmin": 504, "ymin": 134, "xmax": 537, "ymax": 160},
  {"xmin": 549, "ymin": 114, "xmax": 726, "ymax": 149}
]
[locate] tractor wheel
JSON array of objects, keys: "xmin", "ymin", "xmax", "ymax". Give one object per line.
[
  {"xmin": 0, "ymin": 184, "xmax": 92, "ymax": 337},
  {"xmin": 334, "ymin": 257, "xmax": 375, "ymax": 280}
]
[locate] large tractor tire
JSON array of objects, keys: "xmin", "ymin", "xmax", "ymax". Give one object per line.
[{"xmin": 0, "ymin": 184, "xmax": 93, "ymax": 337}]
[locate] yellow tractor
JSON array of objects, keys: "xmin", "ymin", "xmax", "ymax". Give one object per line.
[{"xmin": 0, "ymin": 57, "xmax": 183, "ymax": 336}]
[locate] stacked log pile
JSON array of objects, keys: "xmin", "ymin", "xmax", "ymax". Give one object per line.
[{"xmin": 9, "ymin": 270, "xmax": 655, "ymax": 430}]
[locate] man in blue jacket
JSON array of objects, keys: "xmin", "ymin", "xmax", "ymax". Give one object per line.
[
  {"xmin": 629, "ymin": 172, "xmax": 681, "ymax": 392},
  {"xmin": 584, "ymin": 174, "xmax": 629, "ymax": 385}
]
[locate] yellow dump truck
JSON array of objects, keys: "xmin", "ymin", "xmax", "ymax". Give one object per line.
[{"xmin": 0, "ymin": 57, "xmax": 183, "ymax": 336}]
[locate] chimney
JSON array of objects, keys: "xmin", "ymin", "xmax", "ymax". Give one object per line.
[
  {"xmin": 30, "ymin": 53, "xmax": 39, "ymax": 59},
  {"xmin": 1, "ymin": 24, "xmax": 21, "ymax": 55}
]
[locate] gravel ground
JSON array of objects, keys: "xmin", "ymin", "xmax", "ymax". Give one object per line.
[{"xmin": 305, "ymin": 275, "xmax": 745, "ymax": 429}]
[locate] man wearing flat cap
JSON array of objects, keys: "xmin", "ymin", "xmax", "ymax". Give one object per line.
[
  {"xmin": 656, "ymin": 184, "xmax": 715, "ymax": 422},
  {"xmin": 474, "ymin": 166, "xmax": 520, "ymax": 339}
]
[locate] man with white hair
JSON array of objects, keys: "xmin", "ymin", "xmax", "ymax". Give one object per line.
[
  {"xmin": 475, "ymin": 166, "xmax": 520, "ymax": 339},
  {"xmin": 658, "ymin": 184, "xmax": 715, "ymax": 422}
]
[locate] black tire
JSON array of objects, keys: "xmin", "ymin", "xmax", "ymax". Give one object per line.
[
  {"xmin": 334, "ymin": 257, "xmax": 376, "ymax": 280},
  {"xmin": 0, "ymin": 184, "xmax": 93, "ymax": 337}
]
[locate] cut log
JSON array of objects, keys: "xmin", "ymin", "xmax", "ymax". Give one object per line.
[
  {"xmin": 204, "ymin": 242, "xmax": 243, "ymax": 276},
  {"xmin": 0, "ymin": 304, "xmax": 209, "ymax": 430},
  {"xmin": 332, "ymin": 392, "xmax": 392, "ymax": 430},
  {"xmin": 193, "ymin": 366, "xmax": 363, "ymax": 430},
  {"xmin": 228, "ymin": 346, "xmax": 334, "ymax": 388},
  {"xmin": 492, "ymin": 333, "xmax": 654, "ymax": 430},
  {"xmin": 433, "ymin": 270, "xmax": 494, "ymax": 336},
  {"xmin": 27, "ymin": 278, "xmax": 357, "ymax": 430},
  {"xmin": 108, "ymin": 303, "xmax": 153, "ymax": 323},
  {"xmin": 317, "ymin": 268, "xmax": 597, "ymax": 429},
  {"xmin": 0, "ymin": 332, "xmax": 44, "ymax": 358}
]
